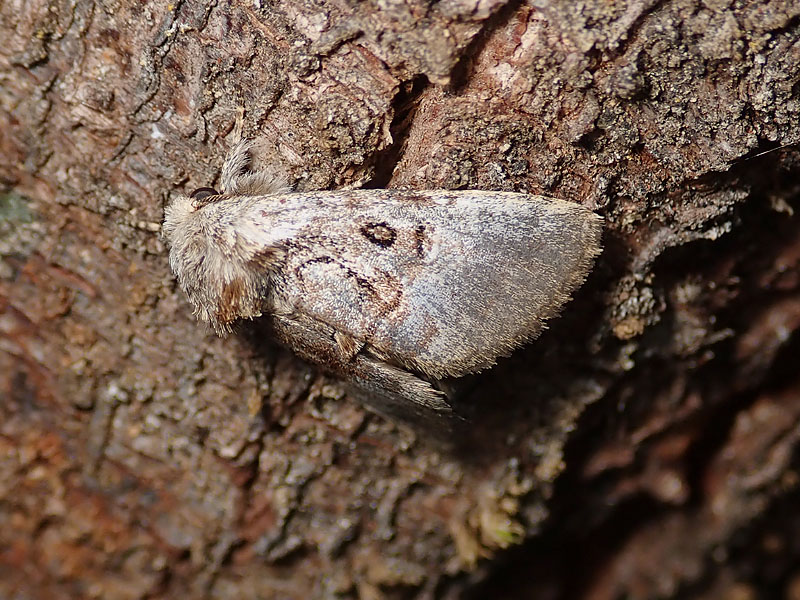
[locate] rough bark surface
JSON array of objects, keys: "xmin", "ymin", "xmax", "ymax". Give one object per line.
[{"xmin": 1, "ymin": 0, "xmax": 799, "ymax": 598}]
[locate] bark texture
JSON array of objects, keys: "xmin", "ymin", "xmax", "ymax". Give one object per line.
[{"xmin": 1, "ymin": 0, "xmax": 799, "ymax": 598}]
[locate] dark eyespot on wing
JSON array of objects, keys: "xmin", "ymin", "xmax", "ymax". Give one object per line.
[{"xmin": 360, "ymin": 222, "xmax": 397, "ymax": 248}]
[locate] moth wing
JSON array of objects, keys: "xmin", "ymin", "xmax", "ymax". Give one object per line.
[
  {"xmin": 268, "ymin": 312, "xmax": 455, "ymax": 429},
  {"xmin": 252, "ymin": 190, "xmax": 601, "ymax": 379}
]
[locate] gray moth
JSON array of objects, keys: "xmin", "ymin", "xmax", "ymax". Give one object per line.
[{"xmin": 163, "ymin": 139, "xmax": 603, "ymax": 425}]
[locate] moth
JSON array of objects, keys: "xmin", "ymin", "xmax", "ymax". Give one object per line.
[{"xmin": 163, "ymin": 139, "xmax": 602, "ymax": 425}]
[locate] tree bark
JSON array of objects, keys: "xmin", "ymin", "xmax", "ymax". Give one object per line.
[{"xmin": 1, "ymin": 0, "xmax": 799, "ymax": 598}]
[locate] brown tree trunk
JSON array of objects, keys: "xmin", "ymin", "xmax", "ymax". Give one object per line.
[{"xmin": 1, "ymin": 0, "xmax": 799, "ymax": 598}]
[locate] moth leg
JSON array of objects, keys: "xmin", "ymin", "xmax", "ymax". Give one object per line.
[
  {"xmin": 266, "ymin": 313, "xmax": 454, "ymax": 426},
  {"xmin": 220, "ymin": 138, "xmax": 289, "ymax": 197}
]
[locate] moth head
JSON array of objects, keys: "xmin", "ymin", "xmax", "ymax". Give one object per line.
[
  {"xmin": 163, "ymin": 186, "xmax": 273, "ymax": 336},
  {"xmin": 162, "ymin": 187, "xmax": 221, "ymax": 241}
]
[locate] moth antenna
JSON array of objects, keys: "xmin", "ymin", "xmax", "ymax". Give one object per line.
[
  {"xmin": 233, "ymin": 105, "xmax": 245, "ymax": 144},
  {"xmin": 220, "ymin": 138, "xmax": 290, "ymax": 196},
  {"xmin": 220, "ymin": 108, "xmax": 289, "ymax": 196},
  {"xmin": 220, "ymin": 138, "xmax": 253, "ymax": 193}
]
